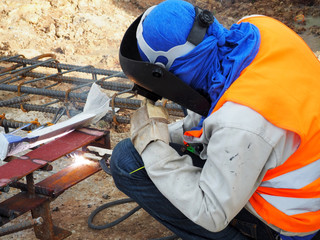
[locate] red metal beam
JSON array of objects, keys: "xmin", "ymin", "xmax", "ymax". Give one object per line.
[
  {"xmin": 36, "ymin": 159, "xmax": 101, "ymax": 197},
  {"xmin": 0, "ymin": 127, "xmax": 110, "ymax": 239},
  {"xmin": 0, "ymin": 192, "xmax": 48, "ymax": 226},
  {"xmin": 0, "ymin": 128, "xmax": 105, "ymax": 189}
]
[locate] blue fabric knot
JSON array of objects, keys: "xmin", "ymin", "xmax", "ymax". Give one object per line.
[
  {"xmin": 212, "ymin": 21, "xmax": 227, "ymax": 47},
  {"xmin": 217, "ymin": 33, "xmax": 226, "ymax": 47},
  {"xmin": 138, "ymin": 0, "xmax": 261, "ymax": 130}
]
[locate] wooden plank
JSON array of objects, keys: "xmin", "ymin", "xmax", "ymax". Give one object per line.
[{"xmin": 0, "ymin": 128, "xmax": 105, "ymax": 188}]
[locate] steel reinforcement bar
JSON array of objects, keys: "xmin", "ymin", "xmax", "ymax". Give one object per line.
[
  {"xmin": 0, "ymin": 118, "xmax": 39, "ymax": 131},
  {"xmin": 0, "ymin": 55, "xmax": 185, "ymax": 126},
  {"xmin": 0, "ymin": 96, "xmax": 30, "ymax": 107},
  {"xmin": 0, "ymin": 55, "xmax": 123, "ymax": 77},
  {"xmin": 0, "ymin": 84, "xmax": 184, "ymax": 116},
  {"xmin": 0, "ymin": 66, "xmax": 132, "ymax": 92}
]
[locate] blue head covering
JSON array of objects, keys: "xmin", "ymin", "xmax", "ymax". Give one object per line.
[{"xmin": 138, "ymin": 0, "xmax": 261, "ymax": 129}]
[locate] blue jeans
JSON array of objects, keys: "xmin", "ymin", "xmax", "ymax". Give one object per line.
[{"xmin": 110, "ymin": 139, "xmax": 279, "ymax": 240}]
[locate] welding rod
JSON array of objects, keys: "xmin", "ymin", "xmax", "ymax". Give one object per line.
[{"xmin": 0, "ymin": 217, "xmax": 43, "ymax": 237}]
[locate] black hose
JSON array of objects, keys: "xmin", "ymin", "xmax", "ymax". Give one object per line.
[
  {"xmin": 99, "ymin": 158, "xmax": 112, "ymax": 176},
  {"xmin": 87, "ymin": 198, "xmax": 179, "ymax": 240},
  {"xmin": 87, "ymin": 198, "xmax": 141, "ymax": 230}
]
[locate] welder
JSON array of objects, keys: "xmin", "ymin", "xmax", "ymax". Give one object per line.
[{"xmin": 110, "ymin": 0, "xmax": 320, "ymax": 239}]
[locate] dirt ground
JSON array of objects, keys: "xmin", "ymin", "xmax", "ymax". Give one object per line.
[{"xmin": 0, "ymin": 0, "xmax": 320, "ymax": 239}]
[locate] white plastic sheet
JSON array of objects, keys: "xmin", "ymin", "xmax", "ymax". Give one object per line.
[{"xmin": 0, "ymin": 83, "xmax": 111, "ymax": 161}]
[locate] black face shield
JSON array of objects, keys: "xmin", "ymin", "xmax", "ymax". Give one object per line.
[{"xmin": 119, "ymin": 7, "xmax": 213, "ymax": 116}]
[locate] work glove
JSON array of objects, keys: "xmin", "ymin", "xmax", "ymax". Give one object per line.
[{"xmin": 130, "ymin": 99, "xmax": 170, "ymax": 154}]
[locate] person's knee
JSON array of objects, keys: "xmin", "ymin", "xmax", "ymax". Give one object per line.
[
  {"xmin": 110, "ymin": 138, "xmax": 132, "ymax": 176},
  {"xmin": 110, "ymin": 138, "xmax": 145, "ymax": 179},
  {"xmin": 110, "ymin": 138, "xmax": 148, "ymax": 194}
]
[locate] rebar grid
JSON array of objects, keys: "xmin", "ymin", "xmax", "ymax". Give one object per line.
[{"xmin": 0, "ymin": 54, "xmax": 184, "ymax": 129}]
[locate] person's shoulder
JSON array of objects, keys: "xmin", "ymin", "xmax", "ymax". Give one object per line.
[
  {"xmin": 207, "ymin": 101, "xmax": 285, "ymax": 136},
  {"xmin": 237, "ymin": 14, "xmax": 265, "ymax": 24},
  {"xmin": 212, "ymin": 101, "xmax": 265, "ymax": 124},
  {"xmin": 206, "ymin": 101, "xmax": 290, "ymax": 147}
]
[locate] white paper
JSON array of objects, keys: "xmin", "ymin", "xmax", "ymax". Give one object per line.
[{"xmin": 0, "ymin": 83, "xmax": 111, "ymax": 161}]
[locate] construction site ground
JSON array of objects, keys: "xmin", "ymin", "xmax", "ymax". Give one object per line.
[{"xmin": 0, "ymin": 0, "xmax": 319, "ymax": 239}]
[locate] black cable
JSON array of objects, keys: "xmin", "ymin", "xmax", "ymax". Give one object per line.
[
  {"xmin": 92, "ymin": 158, "xmax": 178, "ymax": 239},
  {"xmin": 99, "ymin": 158, "xmax": 112, "ymax": 176},
  {"xmin": 88, "ymin": 198, "xmax": 179, "ymax": 240},
  {"xmin": 88, "ymin": 198, "xmax": 140, "ymax": 230}
]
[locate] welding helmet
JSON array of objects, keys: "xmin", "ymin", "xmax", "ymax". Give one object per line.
[{"xmin": 119, "ymin": 0, "xmax": 214, "ymax": 116}]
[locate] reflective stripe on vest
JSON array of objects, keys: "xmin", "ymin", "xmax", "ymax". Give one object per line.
[{"xmin": 185, "ymin": 16, "xmax": 320, "ymax": 232}]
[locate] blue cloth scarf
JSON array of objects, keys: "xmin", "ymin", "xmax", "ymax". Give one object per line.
[{"xmin": 139, "ymin": 0, "xmax": 261, "ymax": 130}]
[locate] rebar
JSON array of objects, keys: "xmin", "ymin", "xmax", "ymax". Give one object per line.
[
  {"xmin": 0, "ymin": 84, "xmax": 88, "ymax": 102},
  {"xmin": 0, "ymin": 68, "xmax": 133, "ymax": 92},
  {"xmin": 0, "ymin": 119, "xmax": 39, "ymax": 130},
  {"xmin": 0, "ymin": 96, "xmax": 30, "ymax": 107},
  {"xmin": 0, "ymin": 55, "xmax": 123, "ymax": 76},
  {"xmin": 26, "ymin": 173, "xmax": 35, "ymax": 196},
  {"xmin": 0, "ymin": 58, "xmax": 57, "ymax": 84},
  {"xmin": 0, "ymin": 217, "xmax": 43, "ymax": 237},
  {"xmin": 0, "ymin": 82, "xmax": 184, "ymax": 115},
  {"xmin": 0, "ymin": 55, "xmax": 185, "ymax": 130},
  {"xmin": 4, "ymin": 97, "xmax": 184, "ymax": 117},
  {"xmin": 4, "ymin": 104, "xmax": 131, "ymax": 124}
]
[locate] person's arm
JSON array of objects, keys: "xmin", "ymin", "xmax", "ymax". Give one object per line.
[
  {"xmin": 141, "ymin": 102, "xmax": 299, "ymax": 232},
  {"xmin": 168, "ymin": 110, "xmax": 202, "ymax": 144}
]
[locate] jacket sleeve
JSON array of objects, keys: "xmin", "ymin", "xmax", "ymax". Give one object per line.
[
  {"xmin": 168, "ymin": 110, "xmax": 202, "ymax": 144},
  {"xmin": 141, "ymin": 101, "xmax": 299, "ymax": 232}
]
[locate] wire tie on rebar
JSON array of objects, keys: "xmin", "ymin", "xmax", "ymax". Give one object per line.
[
  {"xmin": 111, "ymin": 93, "xmax": 120, "ymax": 125},
  {"xmin": 64, "ymin": 84, "xmax": 88, "ymax": 109},
  {"xmin": 32, "ymin": 53, "xmax": 56, "ymax": 61},
  {"xmin": 55, "ymin": 60, "xmax": 62, "ymax": 76},
  {"xmin": 0, "ymin": 113, "xmax": 6, "ymax": 127},
  {"xmin": 162, "ymin": 99, "xmax": 168, "ymax": 108},
  {"xmin": 110, "ymin": 88, "xmax": 135, "ymax": 125},
  {"xmin": 56, "ymin": 71, "xmax": 63, "ymax": 84},
  {"xmin": 29, "ymin": 118, "xmax": 40, "ymax": 127},
  {"xmin": 86, "ymin": 65, "xmax": 97, "ymax": 81},
  {"xmin": 64, "ymin": 89, "xmax": 79, "ymax": 118},
  {"xmin": 53, "ymin": 56, "xmax": 63, "ymax": 85},
  {"xmin": 51, "ymin": 107, "xmax": 66, "ymax": 123},
  {"xmin": 20, "ymin": 104, "xmax": 28, "ymax": 113},
  {"xmin": 65, "ymin": 88, "xmax": 71, "ymax": 103},
  {"xmin": 17, "ymin": 82, "xmax": 24, "ymax": 96},
  {"xmin": 64, "ymin": 105, "xmax": 71, "ymax": 118}
]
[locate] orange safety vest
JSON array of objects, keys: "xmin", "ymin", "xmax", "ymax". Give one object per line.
[{"xmin": 185, "ymin": 16, "xmax": 320, "ymax": 233}]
